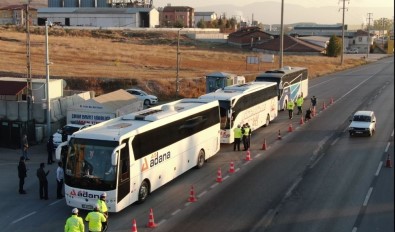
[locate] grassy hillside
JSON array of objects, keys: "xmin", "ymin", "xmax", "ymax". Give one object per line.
[{"xmin": 0, "ymin": 25, "xmax": 367, "ymax": 99}]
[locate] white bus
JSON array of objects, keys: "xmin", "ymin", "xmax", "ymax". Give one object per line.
[
  {"xmin": 198, "ymin": 81, "xmax": 278, "ymax": 144},
  {"xmin": 56, "ymin": 99, "xmax": 221, "ymax": 212},
  {"xmin": 255, "ymin": 66, "xmax": 308, "ymax": 111}
]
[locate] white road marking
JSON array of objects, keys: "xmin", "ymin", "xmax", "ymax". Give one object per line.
[
  {"xmin": 285, "ymin": 177, "xmax": 302, "ymax": 198},
  {"xmin": 375, "ymin": 162, "xmax": 383, "ymax": 176},
  {"xmin": 197, "ymin": 190, "xmax": 207, "ymax": 198},
  {"xmin": 331, "ymin": 138, "xmax": 339, "ymax": 146},
  {"xmin": 363, "ymin": 187, "xmax": 373, "ymax": 206},
  {"xmin": 210, "ymin": 183, "xmax": 219, "ymax": 189},
  {"xmin": 171, "ymin": 209, "xmax": 181, "ymax": 216},
  {"xmin": 12, "ymin": 211, "xmax": 36, "ymax": 224},
  {"xmin": 385, "ymin": 142, "xmax": 390, "ymax": 153}
]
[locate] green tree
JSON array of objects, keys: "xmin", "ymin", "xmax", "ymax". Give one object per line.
[
  {"xmin": 326, "ymin": 35, "xmax": 342, "ymax": 57},
  {"xmin": 373, "ymin": 18, "xmax": 393, "ymax": 35},
  {"xmin": 197, "ymin": 19, "xmax": 206, "ymax": 29},
  {"xmin": 229, "ymin": 17, "xmax": 237, "ymax": 29},
  {"xmin": 174, "ymin": 20, "xmax": 184, "ymax": 28}
]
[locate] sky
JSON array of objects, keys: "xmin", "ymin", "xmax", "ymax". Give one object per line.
[
  {"xmin": 153, "ymin": 0, "xmax": 394, "ymax": 25},
  {"xmin": 154, "ymin": 0, "xmax": 393, "ymax": 8}
]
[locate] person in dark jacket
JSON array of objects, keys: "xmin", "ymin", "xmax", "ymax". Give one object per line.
[
  {"xmin": 305, "ymin": 108, "xmax": 312, "ymax": 122},
  {"xmin": 47, "ymin": 136, "xmax": 54, "ymax": 164},
  {"xmin": 18, "ymin": 156, "xmax": 27, "ymax": 194},
  {"xmin": 36, "ymin": 163, "xmax": 50, "ymax": 200}
]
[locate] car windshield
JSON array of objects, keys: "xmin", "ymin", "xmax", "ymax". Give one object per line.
[
  {"xmin": 63, "ymin": 126, "xmax": 80, "ymax": 135},
  {"xmin": 138, "ymin": 90, "xmax": 148, "ymax": 95},
  {"xmin": 353, "ymin": 115, "xmax": 371, "ymax": 122}
]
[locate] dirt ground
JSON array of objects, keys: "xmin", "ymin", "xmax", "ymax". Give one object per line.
[{"xmin": 0, "ymin": 26, "xmax": 371, "ymax": 99}]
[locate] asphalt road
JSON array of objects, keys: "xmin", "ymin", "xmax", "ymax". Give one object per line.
[{"xmin": 0, "ymin": 56, "xmax": 393, "ymax": 232}]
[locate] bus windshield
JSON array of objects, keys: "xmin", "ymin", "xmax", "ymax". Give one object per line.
[{"xmin": 65, "ymin": 138, "xmax": 118, "ymax": 191}]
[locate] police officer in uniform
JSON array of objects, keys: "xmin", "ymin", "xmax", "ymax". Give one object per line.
[
  {"xmin": 65, "ymin": 208, "xmax": 84, "ymax": 232},
  {"xmin": 287, "ymin": 100, "xmax": 295, "ymax": 119},
  {"xmin": 242, "ymin": 124, "xmax": 251, "ymax": 151},
  {"xmin": 97, "ymin": 193, "xmax": 109, "ymax": 231},
  {"xmin": 233, "ymin": 125, "xmax": 242, "ymax": 151},
  {"xmin": 85, "ymin": 205, "xmax": 106, "ymax": 232},
  {"xmin": 296, "ymin": 95, "xmax": 304, "ymax": 115}
]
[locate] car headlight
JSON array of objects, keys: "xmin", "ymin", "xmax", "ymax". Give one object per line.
[{"xmin": 349, "ymin": 127, "xmax": 354, "ymax": 130}]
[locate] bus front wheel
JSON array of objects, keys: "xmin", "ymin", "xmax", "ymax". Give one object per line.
[
  {"xmin": 196, "ymin": 150, "xmax": 205, "ymax": 169},
  {"xmin": 138, "ymin": 180, "xmax": 150, "ymax": 203}
]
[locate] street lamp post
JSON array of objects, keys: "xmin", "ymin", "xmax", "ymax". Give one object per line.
[
  {"xmin": 176, "ymin": 28, "xmax": 183, "ymax": 99},
  {"xmin": 45, "ymin": 20, "xmax": 51, "ymax": 138}
]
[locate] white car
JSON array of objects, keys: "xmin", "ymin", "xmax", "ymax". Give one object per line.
[
  {"xmin": 347, "ymin": 48, "xmax": 359, "ymax": 54},
  {"xmin": 126, "ymin": 89, "xmax": 158, "ymax": 105},
  {"xmin": 348, "ymin": 111, "xmax": 376, "ymax": 137},
  {"xmin": 52, "ymin": 124, "xmax": 91, "ymax": 148}
]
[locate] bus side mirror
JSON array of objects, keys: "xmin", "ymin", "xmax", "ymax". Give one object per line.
[
  {"xmin": 55, "ymin": 141, "xmax": 68, "ymax": 160},
  {"xmin": 111, "ymin": 143, "xmax": 126, "ymax": 166},
  {"xmin": 111, "ymin": 151, "xmax": 119, "ymax": 166}
]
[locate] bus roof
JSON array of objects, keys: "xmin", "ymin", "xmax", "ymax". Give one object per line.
[
  {"xmin": 70, "ymin": 98, "xmax": 219, "ymax": 142},
  {"xmin": 199, "ymin": 81, "xmax": 276, "ymax": 101},
  {"xmin": 256, "ymin": 66, "xmax": 307, "ymax": 78}
]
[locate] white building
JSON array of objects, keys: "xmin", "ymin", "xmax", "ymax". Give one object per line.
[
  {"xmin": 38, "ymin": 7, "xmax": 159, "ymax": 28},
  {"xmin": 194, "ymin": 12, "xmax": 217, "ymax": 27}
]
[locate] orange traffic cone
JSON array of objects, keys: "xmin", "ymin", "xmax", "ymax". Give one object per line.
[
  {"xmin": 188, "ymin": 185, "xmax": 197, "ymax": 202},
  {"xmin": 322, "ymin": 101, "xmax": 326, "ymax": 110},
  {"xmin": 216, "ymin": 167, "xmax": 223, "ymax": 183},
  {"xmin": 288, "ymin": 123, "xmax": 293, "ymax": 132},
  {"xmin": 277, "ymin": 130, "xmax": 282, "ymax": 140},
  {"xmin": 300, "ymin": 116, "xmax": 304, "ymax": 125},
  {"xmin": 132, "ymin": 219, "xmax": 138, "ymax": 232},
  {"xmin": 229, "ymin": 161, "xmax": 235, "ymax": 173},
  {"xmin": 146, "ymin": 208, "xmax": 157, "ymax": 228},
  {"xmin": 330, "ymin": 97, "xmax": 334, "ymax": 105},
  {"xmin": 245, "ymin": 149, "xmax": 252, "ymax": 161},
  {"xmin": 261, "ymin": 138, "xmax": 267, "ymax": 150},
  {"xmin": 385, "ymin": 154, "xmax": 392, "ymax": 168}
]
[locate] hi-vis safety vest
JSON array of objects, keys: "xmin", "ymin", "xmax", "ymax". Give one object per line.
[
  {"xmin": 234, "ymin": 127, "xmax": 242, "ymax": 139},
  {"xmin": 243, "ymin": 127, "xmax": 250, "ymax": 136},
  {"xmin": 85, "ymin": 211, "xmax": 106, "ymax": 232},
  {"xmin": 65, "ymin": 215, "xmax": 84, "ymax": 232},
  {"xmin": 287, "ymin": 101, "xmax": 295, "ymax": 110},
  {"xmin": 296, "ymin": 97, "xmax": 304, "ymax": 106}
]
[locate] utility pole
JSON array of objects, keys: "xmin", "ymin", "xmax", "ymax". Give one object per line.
[
  {"xmin": 381, "ymin": 18, "xmax": 385, "ymax": 48},
  {"xmin": 366, "ymin": 13, "xmax": 373, "ymax": 58},
  {"xmin": 25, "ymin": 2, "xmax": 32, "ymax": 122},
  {"xmin": 339, "ymin": 0, "xmax": 349, "ymax": 65},
  {"xmin": 45, "ymin": 20, "xmax": 52, "ymax": 138},
  {"xmin": 176, "ymin": 28, "xmax": 183, "ymax": 99},
  {"xmin": 279, "ymin": 0, "xmax": 284, "ymax": 69}
]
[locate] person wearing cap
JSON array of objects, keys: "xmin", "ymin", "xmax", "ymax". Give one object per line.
[
  {"xmin": 96, "ymin": 193, "xmax": 108, "ymax": 231},
  {"xmin": 85, "ymin": 204, "xmax": 106, "ymax": 232},
  {"xmin": 65, "ymin": 208, "xmax": 84, "ymax": 232},
  {"xmin": 233, "ymin": 125, "xmax": 242, "ymax": 151},
  {"xmin": 18, "ymin": 156, "xmax": 27, "ymax": 194}
]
